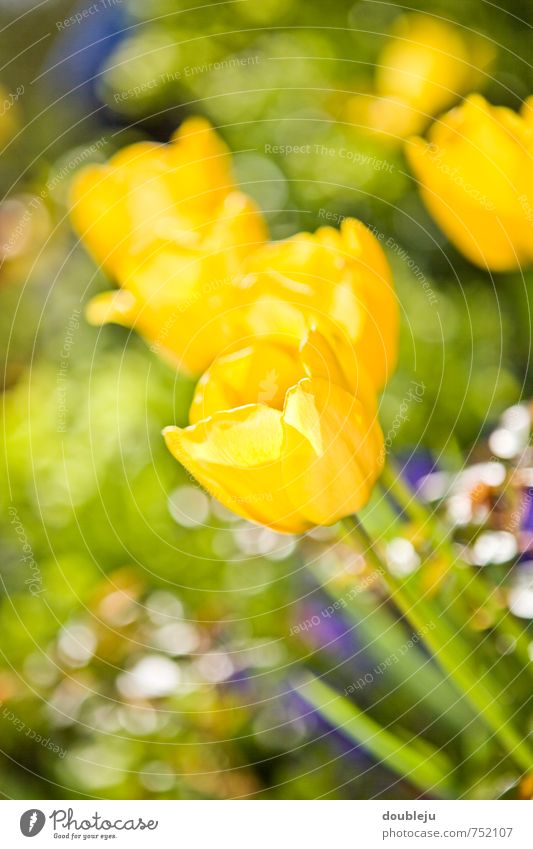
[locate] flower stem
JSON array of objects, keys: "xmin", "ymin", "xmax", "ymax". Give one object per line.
[
  {"xmin": 297, "ymin": 672, "xmax": 456, "ymax": 798},
  {"xmin": 380, "ymin": 459, "xmax": 533, "ymax": 670},
  {"xmin": 343, "ymin": 514, "xmax": 533, "ymax": 773}
]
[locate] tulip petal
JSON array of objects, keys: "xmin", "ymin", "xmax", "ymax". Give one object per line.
[
  {"xmin": 346, "ymin": 93, "xmax": 426, "ymax": 141},
  {"xmin": 70, "ymin": 117, "xmax": 245, "ymax": 280},
  {"xmin": 335, "ymin": 220, "xmax": 398, "ymax": 388},
  {"xmin": 406, "ymin": 128, "xmax": 533, "ymax": 271},
  {"xmin": 85, "ymin": 290, "xmax": 139, "ymax": 328},
  {"xmin": 168, "ymin": 116, "xmax": 234, "ymax": 206},
  {"xmin": 241, "ymin": 219, "xmax": 398, "ymax": 389},
  {"xmin": 70, "ymin": 166, "xmax": 129, "ymax": 276},
  {"xmin": 190, "ymin": 341, "xmax": 304, "ymax": 424},
  {"xmin": 164, "ymin": 405, "xmax": 311, "ymax": 533},
  {"xmin": 300, "ymin": 328, "xmax": 378, "ymax": 416},
  {"xmin": 282, "ymin": 378, "xmax": 384, "ymax": 525}
]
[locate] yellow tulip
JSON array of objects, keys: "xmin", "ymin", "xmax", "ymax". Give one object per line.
[
  {"xmin": 85, "ymin": 191, "xmax": 267, "ymax": 373},
  {"xmin": 70, "ymin": 117, "xmax": 268, "ymax": 374},
  {"xmin": 0, "ymin": 84, "xmax": 21, "ymax": 147},
  {"xmin": 163, "ymin": 329, "xmax": 384, "ymax": 533},
  {"xmin": 234, "ymin": 218, "xmax": 398, "ymax": 390},
  {"xmin": 348, "ymin": 14, "xmax": 495, "ymax": 141},
  {"xmin": 406, "ymin": 94, "xmax": 533, "ymax": 271},
  {"xmin": 70, "ymin": 117, "xmax": 241, "ymax": 276}
]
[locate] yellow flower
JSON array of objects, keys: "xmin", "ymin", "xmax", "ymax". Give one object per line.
[
  {"xmin": 234, "ymin": 218, "xmax": 398, "ymax": 390},
  {"xmin": 0, "ymin": 84, "xmax": 21, "ymax": 147},
  {"xmin": 86, "ymin": 191, "xmax": 267, "ymax": 373},
  {"xmin": 163, "ymin": 329, "xmax": 384, "ymax": 533},
  {"xmin": 347, "ymin": 14, "xmax": 495, "ymax": 141},
  {"xmin": 406, "ymin": 94, "xmax": 533, "ymax": 270},
  {"xmin": 71, "ymin": 117, "xmax": 239, "ymax": 276},
  {"xmin": 70, "ymin": 117, "xmax": 268, "ymax": 374}
]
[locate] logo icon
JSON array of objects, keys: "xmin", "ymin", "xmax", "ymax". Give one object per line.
[{"xmin": 20, "ymin": 810, "xmax": 46, "ymax": 837}]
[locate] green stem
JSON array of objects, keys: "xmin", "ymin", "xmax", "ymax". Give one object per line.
[
  {"xmin": 343, "ymin": 515, "xmax": 533, "ymax": 774},
  {"xmin": 381, "ymin": 459, "xmax": 533, "ymax": 670},
  {"xmin": 297, "ymin": 672, "xmax": 456, "ymax": 798},
  {"xmin": 306, "ymin": 559, "xmax": 477, "ymax": 735}
]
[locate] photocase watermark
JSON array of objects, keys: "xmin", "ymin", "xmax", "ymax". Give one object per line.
[
  {"xmin": 384, "ymin": 236, "xmax": 438, "ymax": 306},
  {"xmin": 266, "ymin": 143, "xmax": 394, "ymax": 172},
  {"xmin": 0, "ymin": 83, "xmax": 24, "ymax": 117},
  {"xmin": 57, "ymin": 308, "xmax": 81, "ymax": 433},
  {"xmin": 0, "ymin": 702, "xmax": 66, "ymax": 758},
  {"xmin": 421, "ymin": 142, "xmax": 496, "ymax": 211},
  {"xmin": 19, "ymin": 807, "xmax": 159, "ymax": 837},
  {"xmin": 50, "ymin": 808, "xmax": 158, "ymax": 834},
  {"xmin": 318, "ymin": 208, "xmax": 349, "ymax": 227},
  {"xmin": 8, "ymin": 506, "xmax": 43, "ymax": 596},
  {"xmin": 289, "ymin": 567, "xmax": 384, "ymax": 637},
  {"xmin": 227, "ymin": 493, "xmax": 274, "ymax": 505},
  {"xmin": 380, "ymin": 380, "xmax": 425, "ymax": 463},
  {"xmin": 114, "ymin": 71, "xmax": 182, "ymax": 103},
  {"xmin": 508, "ymin": 487, "xmax": 532, "ymax": 533},
  {"xmin": 184, "ymin": 54, "xmax": 260, "ymax": 79},
  {"xmin": 114, "ymin": 55, "xmax": 261, "ymax": 101},
  {"xmin": 46, "ymin": 137, "xmax": 108, "ymax": 195},
  {"xmin": 0, "ymin": 198, "xmax": 39, "ymax": 258},
  {"xmin": 56, "ymin": 0, "xmax": 122, "ymax": 30},
  {"xmin": 257, "ymin": 369, "xmax": 278, "ymax": 404},
  {"xmin": 1, "ymin": 137, "xmax": 108, "ymax": 258},
  {"xmin": 519, "ymin": 194, "xmax": 533, "ymax": 226},
  {"xmin": 20, "ymin": 809, "xmax": 46, "ymax": 837},
  {"xmin": 317, "ymin": 212, "xmax": 437, "ymax": 306},
  {"xmin": 343, "ymin": 621, "xmax": 436, "ymax": 694},
  {"xmin": 149, "ymin": 274, "xmax": 236, "ymax": 356}
]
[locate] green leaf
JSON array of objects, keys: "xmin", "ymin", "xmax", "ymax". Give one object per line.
[{"xmin": 297, "ymin": 672, "xmax": 456, "ymax": 798}]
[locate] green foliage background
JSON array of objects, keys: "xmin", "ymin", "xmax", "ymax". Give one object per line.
[{"xmin": 0, "ymin": 0, "xmax": 532, "ymax": 799}]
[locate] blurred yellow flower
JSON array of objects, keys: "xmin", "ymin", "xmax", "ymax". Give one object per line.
[
  {"xmin": 164, "ymin": 329, "xmax": 384, "ymax": 533},
  {"xmin": 235, "ymin": 218, "xmax": 398, "ymax": 390},
  {"xmin": 0, "ymin": 83, "xmax": 21, "ymax": 147},
  {"xmin": 71, "ymin": 117, "xmax": 240, "ymax": 276},
  {"xmin": 85, "ymin": 191, "xmax": 267, "ymax": 374},
  {"xmin": 406, "ymin": 94, "xmax": 533, "ymax": 271},
  {"xmin": 347, "ymin": 14, "xmax": 495, "ymax": 141},
  {"xmin": 70, "ymin": 120, "xmax": 397, "ymax": 381},
  {"xmin": 70, "ymin": 117, "xmax": 268, "ymax": 374}
]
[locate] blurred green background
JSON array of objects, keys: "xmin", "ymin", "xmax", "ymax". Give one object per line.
[{"xmin": 0, "ymin": 0, "xmax": 532, "ymax": 800}]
